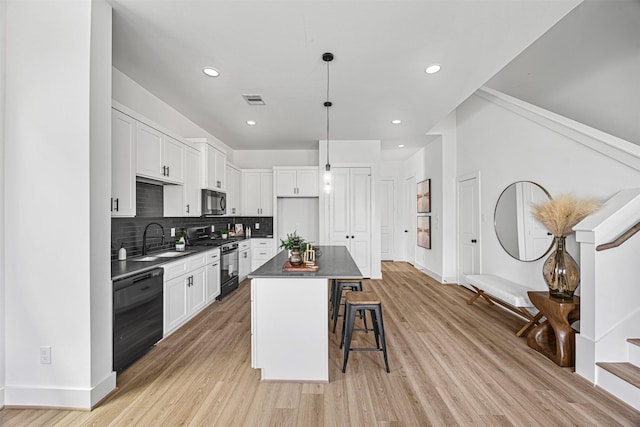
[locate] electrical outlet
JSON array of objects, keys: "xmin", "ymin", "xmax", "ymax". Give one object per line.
[
  {"xmin": 40, "ymin": 346, "xmax": 51, "ymax": 364},
  {"xmin": 171, "ymin": 228, "xmax": 176, "ymax": 237},
  {"xmin": 255, "ymin": 223, "xmax": 260, "ymax": 230},
  {"xmin": 211, "ymin": 225, "xmax": 215, "ymax": 232}
]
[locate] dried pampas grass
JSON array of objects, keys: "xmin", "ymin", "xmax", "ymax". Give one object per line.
[{"xmin": 533, "ymin": 194, "xmax": 602, "ymax": 237}]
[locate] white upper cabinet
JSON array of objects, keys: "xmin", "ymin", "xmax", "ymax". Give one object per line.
[
  {"xmin": 242, "ymin": 170, "xmax": 273, "ymax": 216},
  {"xmin": 275, "ymin": 167, "xmax": 318, "ymax": 197},
  {"xmin": 226, "ymin": 163, "xmax": 241, "ymax": 215},
  {"xmin": 136, "ymin": 121, "xmax": 184, "ymax": 184},
  {"xmin": 188, "ymin": 138, "xmax": 227, "ymax": 191},
  {"xmin": 164, "ymin": 145, "xmax": 201, "ymax": 217},
  {"xmin": 111, "ymin": 109, "xmax": 136, "ymax": 217}
]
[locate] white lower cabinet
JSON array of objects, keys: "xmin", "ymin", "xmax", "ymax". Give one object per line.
[
  {"xmin": 239, "ymin": 240, "xmax": 251, "ymax": 280},
  {"xmin": 163, "ymin": 252, "xmax": 209, "ymax": 336},
  {"xmin": 251, "ymin": 238, "xmax": 275, "ymax": 271},
  {"xmin": 206, "ymin": 249, "xmax": 221, "ymax": 303}
]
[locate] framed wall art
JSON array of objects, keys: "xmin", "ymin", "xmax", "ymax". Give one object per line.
[
  {"xmin": 417, "ymin": 179, "xmax": 431, "ymax": 213},
  {"xmin": 417, "ymin": 216, "xmax": 431, "ymax": 249}
]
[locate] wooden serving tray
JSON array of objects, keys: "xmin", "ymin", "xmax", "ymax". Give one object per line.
[{"xmin": 283, "ymin": 261, "xmax": 319, "ymax": 272}]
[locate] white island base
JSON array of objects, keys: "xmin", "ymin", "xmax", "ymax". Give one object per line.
[{"xmin": 251, "ymin": 277, "xmax": 329, "ymax": 382}]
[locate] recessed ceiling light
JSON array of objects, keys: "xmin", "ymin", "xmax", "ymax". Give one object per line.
[
  {"xmin": 398, "ymin": 144, "xmax": 405, "ymax": 148},
  {"xmin": 391, "ymin": 119, "xmax": 402, "ymax": 125},
  {"xmin": 425, "ymin": 64, "xmax": 441, "ymax": 74},
  {"xmin": 203, "ymin": 67, "xmax": 220, "ymax": 77},
  {"xmin": 246, "ymin": 120, "xmax": 256, "ymax": 126}
]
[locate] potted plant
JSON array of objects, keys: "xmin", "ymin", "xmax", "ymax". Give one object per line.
[
  {"xmin": 280, "ymin": 232, "xmax": 307, "ymax": 266},
  {"xmin": 175, "ymin": 230, "xmax": 187, "ymax": 251},
  {"xmin": 220, "ymin": 229, "xmax": 229, "ymax": 239}
]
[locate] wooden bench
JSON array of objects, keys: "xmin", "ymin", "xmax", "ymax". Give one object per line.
[{"xmin": 466, "ymin": 274, "xmax": 543, "ymax": 337}]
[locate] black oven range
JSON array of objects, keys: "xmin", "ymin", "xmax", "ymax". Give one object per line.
[{"xmin": 187, "ymin": 227, "xmax": 239, "ymax": 300}]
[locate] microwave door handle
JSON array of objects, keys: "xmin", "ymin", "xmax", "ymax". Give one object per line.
[{"xmin": 220, "ymin": 197, "xmax": 226, "ymax": 213}]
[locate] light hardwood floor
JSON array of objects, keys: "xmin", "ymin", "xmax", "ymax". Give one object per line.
[{"xmin": 1, "ymin": 262, "xmax": 639, "ymax": 426}]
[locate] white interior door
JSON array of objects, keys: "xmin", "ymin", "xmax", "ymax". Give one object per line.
[
  {"xmin": 458, "ymin": 176, "xmax": 480, "ymax": 286},
  {"xmin": 404, "ymin": 176, "xmax": 416, "ymax": 265},
  {"xmin": 380, "ymin": 179, "xmax": 395, "ymax": 261},
  {"xmin": 349, "ymin": 168, "xmax": 371, "ymax": 277},
  {"xmin": 328, "ymin": 168, "xmax": 350, "ymax": 249}
]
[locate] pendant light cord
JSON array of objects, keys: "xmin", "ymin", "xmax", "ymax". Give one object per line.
[{"xmin": 325, "ymin": 58, "xmax": 330, "ymax": 168}]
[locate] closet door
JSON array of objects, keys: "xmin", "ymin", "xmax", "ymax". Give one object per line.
[
  {"xmin": 328, "ymin": 167, "xmax": 371, "ymax": 277},
  {"xmin": 349, "ymin": 168, "xmax": 371, "ymax": 277}
]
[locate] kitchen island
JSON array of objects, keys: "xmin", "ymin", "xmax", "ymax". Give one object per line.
[{"xmin": 248, "ymin": 246, "xmax": 361, "ymax": 382}]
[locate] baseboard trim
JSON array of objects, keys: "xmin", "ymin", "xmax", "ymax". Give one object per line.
[{"xmin": 5, "ymin": 371, "xmax": 116, "ymax": 410}]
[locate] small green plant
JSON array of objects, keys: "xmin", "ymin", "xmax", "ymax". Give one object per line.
[{"xmin": 280, "ymin": 231, "xmax": 307, "ymax": 251}]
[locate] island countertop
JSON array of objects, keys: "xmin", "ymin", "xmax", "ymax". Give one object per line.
[{"xmin": 248, "ymin": 245, "xmax": 362, "ymax": 279}]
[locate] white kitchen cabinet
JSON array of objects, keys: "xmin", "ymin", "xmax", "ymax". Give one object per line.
[
  {"xmin": 226, "ymin": 163, "xmax": 241, "ymax": 215},
  {"xmin": 111, "ymin": 109, "xmax": 136, "ymax": 217},
  {"xmin": 243, "ymin": 170, "xmax": 273, "ymax": 216},
  {"xmin": 136, "ymin": 121, "xmax": 184, "ymax": 184},
  {"xmin": 329, "ymin": 167, "xmax": 371, "ymax": 277},
  {"xmin": 206, "ymin": 248, "xmax": 221, "ymax": 303},
  {"xmin": 251, "ymin": 238, "xmax": 275, "ymax": 271},
  {"xmin": 188, "ymin": 138, "xmax": 227, "ymax": 191},
  {"xmin": 275, "ymin": 167, "xmax": 318, "ymax": 197},
  {"xmin": 239, "ymin": 239, "xmax": 251, "ymax": 280},
  {"xmin": 163, "ymin": 252, "xmax": 208, "ymax": 336},
  {"xmin": 163, "ymin": 145, "xmax": 201, "ymax": 217}
]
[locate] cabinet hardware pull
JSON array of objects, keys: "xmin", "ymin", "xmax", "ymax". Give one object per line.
[
  {"xmin": 212, "ymin": 263, "xmax": 219, "ymax": 267},
  {"xmin": 351, "ymin": 236, "xmax": 355, "ymax": 239},
  {"xmin": 186, "ymin": 204, "xmax": 190, "ymax": 213},
  {"xmin": 162, "ymin": 165, "xmax": 166, "ymax": 176},
  {"xmin": 110, "ymin": 198, "xmax": 113, "ymax": 212},
  {"xmin": 167, "ymin": 166, "xmax": 170, "ymax": 176},
  {"xmin": 346, "ymin": 235, "xmax": 349, "ymax": 239},
  {"xmin": 115, "ymin": 198, "xmax": 119, "ymax": 211},
  {"xmin": 471, "ymin": 239, "xmax": 477, "ymax": 243}
]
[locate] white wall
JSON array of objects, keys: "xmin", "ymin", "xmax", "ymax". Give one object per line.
[
  {"xmin": 4, "ymin": 0, "xmax": 114, "ymax": 408},
  {"xmin": 0, "ymin": 0, "xmax": 6, "ymax": 408},
  {"xmin": 456, "ymin": 89, "xmax": 640, "ymax": 289},
  {"xmin": 234, "ymin": 149, "xmax": 318, "ymax": 169},
  {"xmin": 89, "ymin": 1, "xmax": 116, "ymax": 406}
]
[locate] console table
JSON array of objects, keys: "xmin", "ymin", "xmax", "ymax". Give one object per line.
[{"xmin": 526, "ymin": 291, "xmax": 580, "ymax": 367}]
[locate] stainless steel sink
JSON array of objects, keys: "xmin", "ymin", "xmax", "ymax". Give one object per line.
[
  {"xmin": 133, "ymin": 256, "xmax": 159, "ymax": 262},
  {"xmin": 155, "ymin": 251, "xmax": 194, "ymax": 258}
]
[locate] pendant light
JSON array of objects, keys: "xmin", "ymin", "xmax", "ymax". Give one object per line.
[{"xmin": 323, "ymin": 52, "xmax": 334, "ymax": 194}]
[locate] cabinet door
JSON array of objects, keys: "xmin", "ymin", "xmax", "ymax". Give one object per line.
[
  {"xmin": 184, "ymin": 147, "xmax": 201, "ymax": 216},
  {"xmin": 226, "ymin": 165, "xmax": 240, "ymax": 215},
  {"xmin": 215, "ymin": 150, "xmax": 226, "ymax": 190},
  {"xmin": 260, "ymin": 173, "xmax": 273, "ymax": 215},
  {"xmin": 111, "ymin": 109, "xmax": 136, "ymax": 217},
  {"xmin": 188, "ymin": 268, "xmax": 207, "ymax": 314},
  {"xmin": 165, "ymin": 275, "xmax": 189, "ymax": 335},
  {"xmin": 163, "ymin": 137, "xmax": 185, "ymax": 184},
  {"xmin": 243, "ymin": 172, "xmax": 262, "ymax": 215},
  {"xmin": 275, "ymin": 169, "xmax": 297, "ymax": 197},
  {"xmin": 136, "ymin": 121, "xmax": 164, "ymax": 180},
  {"xmin": 239, "ymin": 249, "xmax": 251, "ymax": 280},
  {"xmin": 296, "ymin": 169, "xmax": 318, "ymax": 196},
  {"xmin": 206, "ymin": 261, "xmax": 221, "ymax": 303},
  {"xmin": 329, "ymin": 168, "xmax": 350, "ymax": 248}
]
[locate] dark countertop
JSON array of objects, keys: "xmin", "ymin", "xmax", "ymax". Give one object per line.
[
  {"xmin": 111, "ymin": 245, "xmax": 215, "ymax": 281},
  {"xmin": 248, "ymin": 246, "xmax": 362, "ymax": 279}
]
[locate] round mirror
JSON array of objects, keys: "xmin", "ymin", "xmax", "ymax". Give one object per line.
[{"xmin": 494, "ymin": 181, "xmax": 554, "ymax": 262}]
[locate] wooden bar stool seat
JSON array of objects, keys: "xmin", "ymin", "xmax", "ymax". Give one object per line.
[{"xmin": 340, "ymin": 291, "xmax": 390, "ymax": 373}]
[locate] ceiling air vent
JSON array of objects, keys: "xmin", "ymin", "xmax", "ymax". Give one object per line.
[{"xmin": 242, "ymin": 94, "xmax": 266, "ymax": 106}]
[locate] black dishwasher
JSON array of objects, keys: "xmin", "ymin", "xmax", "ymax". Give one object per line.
[{"xmin": 113, "ymin": 268, "xmax": 164, "ymax": 372}]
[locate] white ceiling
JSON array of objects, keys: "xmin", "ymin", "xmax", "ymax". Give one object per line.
[{"xmin": 110, "ymin": 0, "xmax": 580, "ymax": 158}]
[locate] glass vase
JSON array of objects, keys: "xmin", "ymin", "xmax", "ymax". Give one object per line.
[{"xmin": 542, "ymin": 236, "xmax": 580, "ymax": 300}]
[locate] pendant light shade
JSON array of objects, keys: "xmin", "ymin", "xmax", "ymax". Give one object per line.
[{"xmin": 323, "ymin": 52, "xmax": 333, "ymax": 194}]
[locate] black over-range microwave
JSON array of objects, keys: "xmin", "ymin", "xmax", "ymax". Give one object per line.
[{"xmin": 202, "ymin": 189, "xmax": 226, "ymax": 216}]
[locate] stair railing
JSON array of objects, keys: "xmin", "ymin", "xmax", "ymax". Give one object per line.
[{"xmin": 596, "ymin": 220, "xmax": 640, "ymax": 251}]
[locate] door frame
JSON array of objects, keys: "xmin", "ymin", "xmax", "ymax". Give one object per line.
[
  {"xmin": 404, "ymin": 175, "xmax": 416, "ymax": 265},
  {"xmin": 456, "ymin": 171, "xmax": 481, "ymax": 286}
]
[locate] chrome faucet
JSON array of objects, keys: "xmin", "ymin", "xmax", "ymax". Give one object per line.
[{"xmin": 142, "ymin": 222, "xmax": 165, "ymax": 255}]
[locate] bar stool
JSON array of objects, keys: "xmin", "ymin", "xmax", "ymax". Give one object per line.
[
  {"xmin": 331, "ymin": 279, "xmax": 364, "ymax": 333},
  {"xmin": 340, "ymin": 291, "xmax": 390, "ymax": 373}
]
